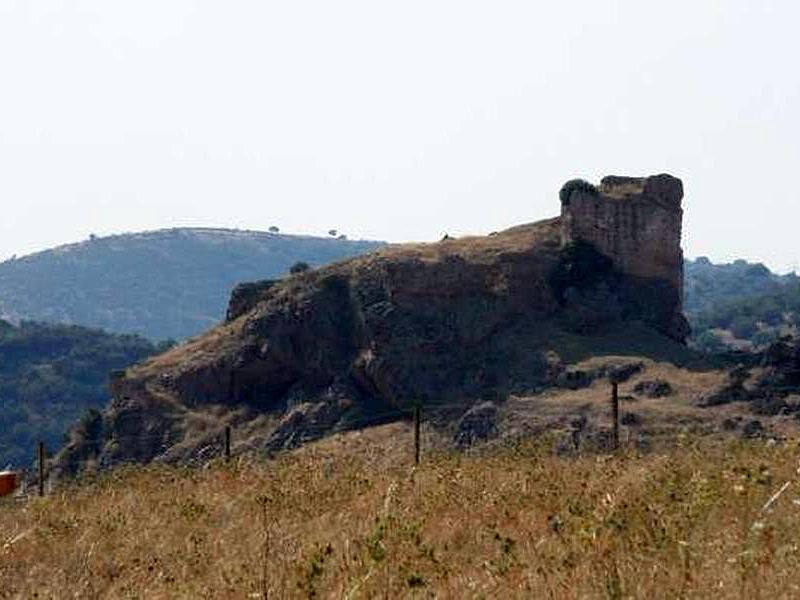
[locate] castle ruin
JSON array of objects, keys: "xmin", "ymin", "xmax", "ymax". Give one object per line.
[{"xmin": 560, "ymin": 174, "xmax": 687, "ymax": 340}]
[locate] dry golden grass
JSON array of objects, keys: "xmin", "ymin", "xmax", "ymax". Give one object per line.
[
  {"xmin": 599, "ymin": 181, "xmax": 646, "ymax": 200},
  {"xmin": 508, "ymin": 357, "xmax": 731, "ymax": 431},
  {"xmin": 3, "ymin": 425, "xmax": 800, "ymax": 599},
  {"xmin": 365, "ymin": 217, "xmax": 561, "ymax": 264}
]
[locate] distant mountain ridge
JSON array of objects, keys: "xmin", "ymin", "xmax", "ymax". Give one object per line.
[{"xmin": 0, "ymin": 228, "xmax": 385, "ymax": 340}]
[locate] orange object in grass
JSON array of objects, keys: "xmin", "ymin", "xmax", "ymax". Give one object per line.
[{"xmin": 0, "ymin": 471, "xmax": 19, "ymax": 497}]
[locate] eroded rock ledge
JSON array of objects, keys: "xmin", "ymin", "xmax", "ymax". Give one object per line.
[{"xmin": 54, "ymin": 174, "xmax": 691, "ymax": 475}]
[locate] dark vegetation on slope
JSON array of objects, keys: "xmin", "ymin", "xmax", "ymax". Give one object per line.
[
  {"xmin": 0, "ymin": 228, "xmax": 385, "ymax": 340},
  {"xmin": 684, "ymin": 258, "xmax": 799, "ymax": 351},
  {"xmin": 0, "ymin": 319, "xmax": 165, "ymax": 467}
]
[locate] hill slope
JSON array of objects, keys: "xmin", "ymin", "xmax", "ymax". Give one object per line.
[
  {"xmin": 0, "ymin": 320, "xmax": 163, "ymax": 467},
  {"xmin": 684, "ymin": 258, "xmax": 799, "ymax": 350},
  {"xmin": 0, "ymin": 229, "xmax": 384, "ymax": 340}
]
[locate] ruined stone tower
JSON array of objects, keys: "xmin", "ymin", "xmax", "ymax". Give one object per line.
[{"xmin": 560, "ymin": 174, "xmax": 688, "ymax": 341}]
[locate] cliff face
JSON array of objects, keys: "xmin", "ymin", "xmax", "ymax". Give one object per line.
[
  {"xmin": 561, "ymin": 174, "xmax": 684, "ymax": 290},
  {"xmin": 560, "ymin": 174, "xmax": 688, "ymax": 342},
  {"xmin": 54, "ymin": 175, "xmax": 691, "ymax": 474}
]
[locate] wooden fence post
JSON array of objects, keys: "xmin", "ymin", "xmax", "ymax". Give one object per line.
[
  {"xmin": 225, "ymin": 426, "xmax": 231, "ymax": 461},
  {"xmin": 38, "ymin": 441, "xmax": 46, "ymax": 497},
  {"xmin": 611, "ymin": 382, "xmax": 620, "ymax": 451},
  {"xmin": 414, "ymin": 404, "xmax": 421, "ymax": 466}
]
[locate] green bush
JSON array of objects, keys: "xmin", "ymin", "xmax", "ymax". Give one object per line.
[
  {"xmin": 290, "ymin": 261, "xmax": 311, "ymax": 274},
  {"xmin": 693, "ymin": 331, "xmax": 726, "ymax": 353},
  {"xmin": 752, "ymin": 329, "xmax": 780, "ymax": 349},
  {"xmin": 730, "ymin": 316, "xmax": 758, "ymax": 340},
  {"xmin": 559, "ymin": 179, "xmax": 598, "ymax": 206}
]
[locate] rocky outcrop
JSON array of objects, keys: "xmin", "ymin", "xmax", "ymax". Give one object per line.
[
  {"xmin": 454, "ymin": 402, "xmax": 500, "ymax": 448},
  {"xmin": 555, "ymin": 360, "xmax": 643, "ymax": 390},
  {"xmin": 561, "ymin": 175, "xmax": 684, "ymax": 290},
  {"xmin": 695, "ymin": 338, "xmax": 800, "ymax": 415},
  {"xmin": 226, "ymin": 280, "xmax": 278, "ymax": 321},
  {"xmin": 633, "ymin": 379, "xmax": 674, "ymax": 398},
  {"xmin": 560, "ymin": 174, "xmax": 688, "ymax": 341},
  {"xmin": 53, "ymin": 174, "xmax": 692, "ymax": 475},
  {"xmin": 698, "ymin": 366, "xmax": 751, "ymax": 407}
]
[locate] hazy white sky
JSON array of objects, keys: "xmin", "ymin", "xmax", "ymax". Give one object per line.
[{"xmin": 1, "ymin": 1, "xmax": 798, "ymax": 271}]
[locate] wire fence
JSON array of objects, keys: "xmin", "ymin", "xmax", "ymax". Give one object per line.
[
  {"xmin": 4, "ymin": 381, "xmax": 799, "ymax": 501},
  {"xmin": 3, "ymin": 402, "xmax": 465, "ymax": 499}
]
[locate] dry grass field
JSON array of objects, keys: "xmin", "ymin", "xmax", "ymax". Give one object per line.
[{"xmin": 3, "ymin": 422, "xmax": 800, "ymax": 599}]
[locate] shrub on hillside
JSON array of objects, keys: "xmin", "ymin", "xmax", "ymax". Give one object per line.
[
  {"xmin": 290, "ymin": 261, "xmax": 311, "ymax": 274},
  {"xmin": 730, "ymin": 316, "xmax": 759, "ymax": 340},
  {"xmin": 693, "ymin": 330, "xmax": 727, "ymax": 354},
  {"xmin": 559, "ymin": 179, "xmax": 598, "ymax": 205}
]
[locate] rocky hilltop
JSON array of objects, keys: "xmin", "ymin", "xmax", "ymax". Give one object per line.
[{"xmin": 55, "ymin": 175, "xmax": 692, "ymax": 474}]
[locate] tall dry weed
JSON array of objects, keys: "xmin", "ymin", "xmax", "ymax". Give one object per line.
[{"xmin": 1, "ymin": 432, "xmax": 799, "ymax": 598}]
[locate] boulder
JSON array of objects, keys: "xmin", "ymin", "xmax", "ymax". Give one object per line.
[
  {"xmin": 454, "ymin": 402, "xmax": 499, "ymax": 448},
  {"xmin": 556, "ymin": 368, "xmax": 595, "ymax": 390},
  {"xmin": 265, "ymin": 399, "xmax": 353, "ymax": 452},
  {"xmin": 555, "ymin": 361, "xmax": 643, "ymax": 389},
  {"xmin": 226, "ymin": 280, "xmax": 278, "ymax": 322},
  {"xmin": 698, "ymin": 380, "xmax": 750, "ymax": 407},
  {"xmin": 741, "ymin": 419, "xmax": 765, "ymax": 439},
  {"xmin": 633, "ymin": 379, "xmax": 673, "ymax": 398},
  {"xmin": 620, "ymin": 412, "xmax": 642, "ymax": 426},
  {"xmin": 721, "ymin": 417, "xmax": 740, "ymax": 431},
  {"xmin": 608, "ymin": 362, "xmax": 645, "ymax": 383}
]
